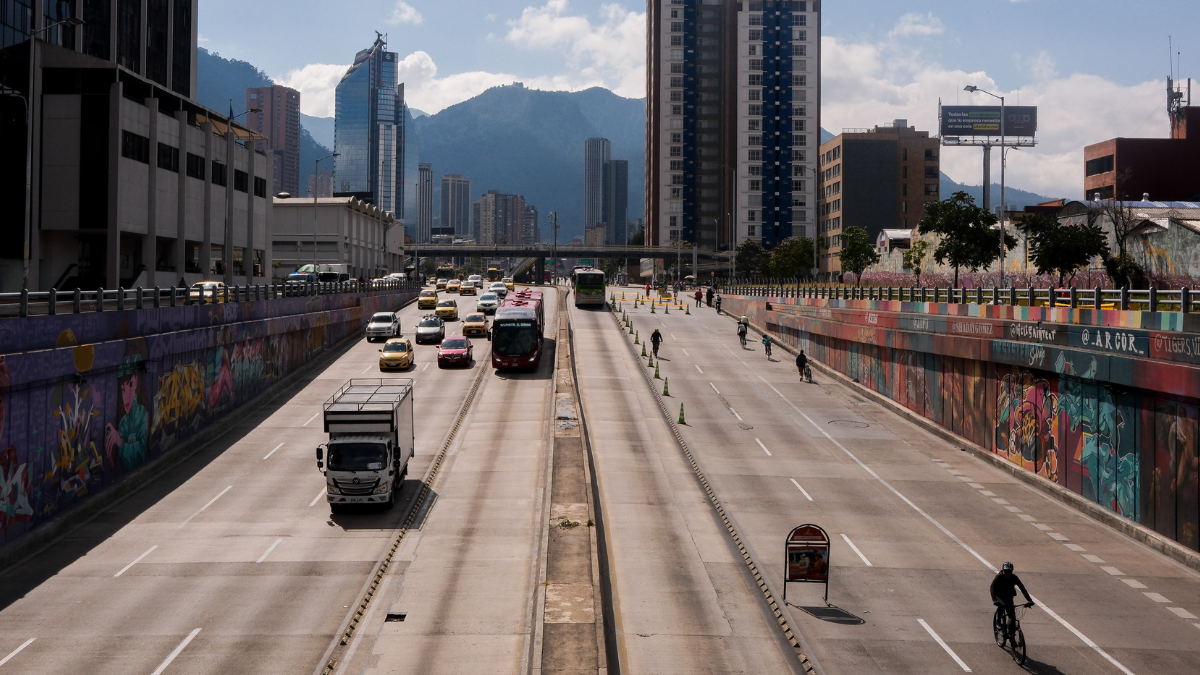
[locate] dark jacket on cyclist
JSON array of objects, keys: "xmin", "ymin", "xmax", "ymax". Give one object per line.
[
  {"xmin": 650, "ymin": 329, "xmax": 663, "ymax": 346},
  {"xmin": 737, "ymin": 322, "xmax": 748, "ymax": 336},
  {"xmin": 990, "ymin": 571, "xmax": 1031, "ymax": 606},
  {"xmin": 796, "ymin": 352, "xmax": 808, "ymax": 369}
]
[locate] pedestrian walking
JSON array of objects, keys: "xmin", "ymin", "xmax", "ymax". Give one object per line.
[
  {"xmin": 694, "ymin": 289, "xmax": 702, "ymax": 307},
  {"xmin": 706, "ymin": 287, "xmax": 714, "ymax": 307}
]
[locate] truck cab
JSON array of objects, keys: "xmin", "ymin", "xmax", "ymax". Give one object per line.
[{"xmin": 316, "ymin": 379, "xmax": 414, "ymax": 512}]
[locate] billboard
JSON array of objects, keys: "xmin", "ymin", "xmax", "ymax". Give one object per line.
[{"xmin": 940, "ymin": 106, "xmax": 1037, "ymax": 137}]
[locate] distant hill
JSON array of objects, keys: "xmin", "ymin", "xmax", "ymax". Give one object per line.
[
  {"xmin": 300, "ymin": 113, "xmax": 334, "ymax": 149},
  {"xmin": 196, "ymin": 48, "xmax": 272, "ymax": 115},
  {"xmin": 939, "ymin": 175, "xmax": 1057, "ymax": 210}
]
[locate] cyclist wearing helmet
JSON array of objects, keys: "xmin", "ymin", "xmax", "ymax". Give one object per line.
[{"xmin": 990, "ymin": 562, "xmax": 1034, "ymax": 630}]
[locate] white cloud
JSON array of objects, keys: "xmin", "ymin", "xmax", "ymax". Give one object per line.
[
  {"xmin": 277, "ymin": 63, "xmax": 350, "ymax": 117},
  {"xmin": 889, "ymin": 12, "xmax": 944, "ymax": 38},
  {"xmin": 387, "ymin": 1, "xmax": 423, "ymax": 26}
]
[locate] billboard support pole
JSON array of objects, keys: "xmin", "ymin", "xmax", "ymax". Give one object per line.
[
  {"xmin": 982, "ymin": 144, "xmax": 991, "ymax": 213},
  {"xmin": 999, "ymin": 94, "xmax": 1006, "ymax": 287}
]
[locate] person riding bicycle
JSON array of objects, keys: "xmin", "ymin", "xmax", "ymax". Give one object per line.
[
  {"xmin": 736, "ymin": 318, "xmax": 749, "ymax": 346},
  {"xmin": 761, "ymin": 334, "xmax": 772, "ymax": 357},
  {"xmin": 796, "ymin": 350, "xmax": 810, "ymax": 382},
  {"xmin": 650, "ymin": 328, "xmax": 664, "ymax": 357},
  {"xmin": 991, "ymin": 562, "xmax": 1034, "ymax": 631},
  {"xmin": 714, "ymin": 295, "xmax": 722, "ymax": 313}
]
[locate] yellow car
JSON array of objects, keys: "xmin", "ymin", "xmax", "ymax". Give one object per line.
[
  {"xmin": 462, "ymin": 312, "xmax": 489, "ymax": 338},
  {"xmin": 417, "ymin": 289, "xmax": 438, "ymax": 309},
  {"xmin": 459, "ymin": 281, "xmax": 476, "ymax": 296},
  {"xmin": 446, "ymin": 279, "xmax": 462, "ymax": 293},
  {"xmin": 189, "ymin": 280, "xmax": 228, "ymax": 304},
  {"xmin": 502, "ymin": 277, "xmax": 515, "ymax": 291},
  {"xmin": 436, "ymin": 278, "xmax": 448, "ymax": 290},
  {"xmin": 436, "ymin": 298, "xmax": 459, "ymax": 320},
  {"xmin": 378, "ymin": 337, "xmax": 414, "ymax": 370}
]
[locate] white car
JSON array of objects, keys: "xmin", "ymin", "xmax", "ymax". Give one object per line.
[
  {"xmin": 365, "ymin": 312, "xmax": 400, "ymax": 342},
  {"xmin": 489, "ymin": 281, "xmax": 508, "ymax": 298},
  {"xmin": 467, "ymin": 274, "xmax": 483, "ymax": 287},
  {"xmin": 476, "ymin": 293, "xmax": 500, "ymax": 314}
]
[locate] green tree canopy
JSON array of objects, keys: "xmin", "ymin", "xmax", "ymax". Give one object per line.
[
  {"xmin": 902, "ymin": 239, "xmax": 930, "ymax": 280},
  {"xmin": 838, "ymin": 227, "xmax": 881, "ymax": 284},
  {"xmin": 767, "ymin": 237, "xmax": 815, "ymax": 278},
  {"xmin": 735, "ymin": 239, "xmax": 771, "ymax": 276},
  {"xmin": 1018, "ymin": 213, "xmax": 1110, "ymax": 286},
  {"xmin": 917, "ymin": 191, "xmax": 1016, "ymax": 286}
]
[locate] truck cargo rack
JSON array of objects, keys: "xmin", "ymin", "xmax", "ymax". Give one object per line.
[{"xmin": 323, "ymin": 379, "xmax": 414, "ymax": 433}]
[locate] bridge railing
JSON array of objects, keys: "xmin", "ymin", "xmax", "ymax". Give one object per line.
[
  {"xmin": 715, "ymin": 281, "xmax": 1197, "ymax": 314},
  {"xmin": 0, "ymin": 278, "xmax": 420, "ymax": 318}
]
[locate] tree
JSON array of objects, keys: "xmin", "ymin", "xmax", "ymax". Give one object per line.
[
  {"xmin": 902, "ymin": 239, "xmax": 930, "ymax": 282},
  {"xmin": 767, "ymin": 237, "xmax": 815, "ymax": 278},
  {"xmin": 735, "ymin": 239, "xmax": 770, "ymax": 276},
  {"xmin": 918, "ymin": 191, "xmax": 1016, "ymax": 286},
  {"xmin": 627, "ymin": 226, "xmax": 645, "ymax": 246},
  {"xmin": 838, "ymin": 227, "xmax": 881, "ymax": 285},
  {"xmin": 1097, "ymin": 170, "xmax": 1146, "ymax": 287},
  {"xmin": 1018, "ymin": 212, "xmax": 1110, "ymax": 286}
]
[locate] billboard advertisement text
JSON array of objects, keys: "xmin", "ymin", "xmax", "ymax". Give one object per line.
[{"xmin": 940, "ymin": 106, "xmax": 1037, "ymax": 137}]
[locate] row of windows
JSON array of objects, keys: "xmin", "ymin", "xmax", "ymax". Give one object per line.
[
  {"xmin": 746, "ymin": 179, "xmax": 809, "ymax": 193},
  {"xmin": 748, "ymin": 29, "xmax": 807, "ymax": 41},
  {"xmin": 748, "ymin": 134, "xmax": 808, "ymax": 146},
  {"xmin": 748, "ymin": 74, "xmax": 807, "ymax": 86},
  {"xmin": 121, "ymin": 131, "xmax": 267, "ymax": 196},
  {"xmin": 748, "ymin": 44, "xmax": 807, "ymax": 56},
  {"xmin": 748, "ymin": 58, "xmax": 806, "ymax": 71}
]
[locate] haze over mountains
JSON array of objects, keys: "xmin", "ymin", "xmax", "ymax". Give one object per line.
[{"xmin": 197, "ymin": 48, "xmax": 1055, "ymax": 243}]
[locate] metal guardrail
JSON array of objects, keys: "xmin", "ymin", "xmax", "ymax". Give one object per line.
[
  {"xmin": 0, "ymin": 279, "xmax": 420, "ymax": 318},
  {"xmin": 715, "ymin": 282, "xmax": 1198, "ymax": 314}
]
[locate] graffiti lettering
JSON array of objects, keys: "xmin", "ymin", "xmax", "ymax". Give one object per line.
[
  {"xmin": 152, "ymin": 362, "xmax": 206, "ymax": 446},
  {"xmin": 951, "ymin": 321, "xmax": 996, "ymax": 336},
  {"xmin": 1152, "ymin": 333, "xmax": 1200, "ymax": 363},
  {"xmin": 993, "ymin": 341, "xmax": 1047, "ymax": 368},
  {"xmin": 1078, "ymin": 327, "xmax": 1146, "ymax": 355},
  {"xmin": 866, "ymin": 313, "xmax": 879, "ymax": 325},
  {"xmin": 1007, "ymin": 322, "xmax": 1061, "ymax": 344},
  {"xmin": 901, "ymin": 317, "xmax": 932, "ymax": 332}
]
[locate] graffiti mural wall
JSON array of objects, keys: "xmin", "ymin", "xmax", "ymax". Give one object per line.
[{"xmin": 0, "ymin": 290, "xmax": 416, "ymax": 550}]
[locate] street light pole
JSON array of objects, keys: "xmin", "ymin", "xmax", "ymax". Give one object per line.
[
  {"xmin": 551, "ymin": 211, "xmax": 558, "ymax": 285},
  {"xmin": 313, "ymin": 152, "xmax": 339, "ymax": 273},
  {"xmin": 965, "ymin": 85, "xmax": 1008, "ymax": 285}
]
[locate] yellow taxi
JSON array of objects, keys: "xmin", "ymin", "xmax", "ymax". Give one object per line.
[
  {"xmin": 436, "ymin": 278, "xmax": 448, "ymax": 290},
  {"xmin": 417, "ymin": 289, "xmax": 438, "ymax": 309},
  {"xmin": 378, "ymin": 337, "xmax": 414, "ymax": 370},
  {"xmin": 446, "ymin": 279, "xmax": 462, "ymax": 293},
  {"xmin": 462, "ymin": 312, "xmax": 489, "ymax": 338},
  {"xmin": 459, "ymin": 281, "xmax": 476, "ymax": 296},
  {"xmin": 502, "ymin": 277, "xmax": 515, "ymax": 291},
  {"xmin": 188, "ymin": 280, "xmax": 228, "ymax": 304},
  {"xmin": 435, "ymin": 298, "xmax": 459, "ymax": 320}
]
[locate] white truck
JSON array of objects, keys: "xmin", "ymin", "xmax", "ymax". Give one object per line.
[{"xmin": 315, "ymin": 379, "xmax": 414, "ymax": 512}]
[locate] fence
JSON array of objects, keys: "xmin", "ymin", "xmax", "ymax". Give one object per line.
[
  {"xmin": 716, "ymin": 282, "xmax": 1198, "ymax": 314},
  {"xmin": 0, "ymin": 279, "xmax": 418, "ymax": 318}
]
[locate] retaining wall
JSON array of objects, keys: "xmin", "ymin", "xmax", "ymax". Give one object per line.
[
  {"xmin": 722, "ymin": 294, "xmax": 1200, "ymax": 553},
  {"xmin": 0, "ymin": 290, "xmax": 416, "ymax": 550}
]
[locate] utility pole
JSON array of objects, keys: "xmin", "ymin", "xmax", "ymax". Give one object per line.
[
  {"xmin": 313, "ymin": 152, "xmax": 338, "ymax": 273},
  {"xmin": 551, "ymin": 211, "xmax": 558, "ymax": 285}
]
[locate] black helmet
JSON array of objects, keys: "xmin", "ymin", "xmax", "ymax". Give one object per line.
[{"xmin": 1001, "ymin": 562, "xmax": 1014, "ymax": 571}]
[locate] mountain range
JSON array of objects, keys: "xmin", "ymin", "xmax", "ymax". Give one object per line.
[{"xmin": 196, "ymin": 48, "xmax": 1055, "ymax": 242}]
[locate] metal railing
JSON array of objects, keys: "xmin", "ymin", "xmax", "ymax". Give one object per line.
[
  {"xmin": 0, "ymin": 279, "xmax": 419, "ymax": 318},
  {"xmin": 715, "ymin": 281, "xmax": 1198, "ymax": 314}
]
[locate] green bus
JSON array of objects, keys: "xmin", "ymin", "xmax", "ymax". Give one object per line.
[{"xmin": 573, "ymin": 268, "xmax": 606, "ymax": 308}]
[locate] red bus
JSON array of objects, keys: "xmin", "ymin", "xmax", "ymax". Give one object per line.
[{"xmin": 492, "ymin": 290, "xmax": 545, "ymax": 370}]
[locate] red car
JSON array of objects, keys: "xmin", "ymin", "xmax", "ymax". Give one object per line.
[{"xmin": 437, "ymin": 336, "xmax": 474, "ymax": 368}]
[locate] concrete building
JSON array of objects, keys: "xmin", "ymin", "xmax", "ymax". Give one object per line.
[
  {"xmin": 817, "ymin": 121, "xmax": 940, "ymax": 277},
  {"xmin": 0, "ymin": 0, "xmax": 280, "ymax": 292},
  {"xmin": 603, "ymin": 159, "xmax": 629, "ymax": 245},
  {"xmin": 584, "ymin": 137, "xmax": 610, "ymax": 237},
  {"xmin": 307, "ymin": 170, "xmax": 333, "ymax": 198},
  {"xmin": 246, "ymin": 85, "xmax": 301, "ymax": 197},
  {"xmin": 1084, "ymin": 79, "xmax": 1200, "ymax": 202},
  {"xmin": 439, "ymin": 173, "xmax": 471, "ymax": 237},
  {"xmin": 271, "ymin": 196, "xmax": 402, "ymax": 279},
  {"xmin": 522, "ymin": 205, "xmax": 541, "ymax": 245},
  {"xmin": 417, "ymin": 163, "xmax": 434, "ymax": 243},
  {"xmin": 647, "ymin": 0, "xmax": 820, "ymax": 253},
  {"xmin": 473, "ymin": 190, "xmax": 527, "ymax": 245}
]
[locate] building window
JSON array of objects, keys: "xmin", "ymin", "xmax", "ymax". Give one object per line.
[
  {"xmin": 670, "ymin": 8, "xmax": 679, "ymax": 18},
  {"xmin": 211, "ymin": 161, "xmax": 227, "ymax": 187},
  {"xmin": 671, "ymin": 132, "xmax": 682, "ymax": 143},
  {"xmin": 670, "ymin": 62, "xmax": 683, "ymax": 74},
  {"xmin": 748, "ymin": 210, "xmax": 758, "ymax": 221},
  {"xmin": 794, "ymin": 59, "xmax": 806, "ymax": 71},
  {"xmin": 792, "ymin": 195, "xmax": 807, "ymax": 207},
  {"xmin": 671, "ymin": 174, "xmax": 684, "ymax": 185},
  {"xmin": 156, "ymin": 142, "xmax": 179, "ymax": 172},
  {"xmin": 254, "ymin": 176, "xmax": 267, "ymax": 198},
  {"xmin": 924, "ymin": 166, "xmax": 938, "ymax": 178},
  {"xmin": 925, "ymin": 147, "xmax": 939, "ymax": 160},
  {"xmin": 832, "ymin": 165, "xmax": 840, "ymax": 177},
  {"xmin": 670, "ymin": 187, "xmax": 682, "ymax": 198},
  {"xmin": 670, "ymin": 35, "xmax": 682, "ymax": 46},
  {"xmin": 793, "ymin": 119, "xmax": 806, "ymax": 131},
  {"xmin": 749, "ymin": 103, "xmax": 763, "ymax": 116},
  {"xmin": 671, "ymin": 48, "xmax": 684, "ymax": 59},
  {"xmin": 925, "ymin": 183, "xmax": 939, "ymax": 196},
  {"xmin": 749, "ymin": 58, "xmax": 763, "ymax": 71},
  {"xmin": 749, "ymin": 14, "xmax": 763, "ymax": 26},
  {"xmin": 670, "ymin": 202, "xmax": 682, "ymax": 213},
  {"xmin": 796, "ymin": 14, "xmax": 807, "ymax": 26},
  {"xmin": 902, "ymin": 201, "xmax": 907, "ymax": 213},
  {"xmin": 670, "ymin": 77, "xmax": 684, "ymax": 88},
  {"xmin": 794, "ymin": 29, "xmax": 807, "ymax": 41},
  {"xmin": 186, "ymin": 153, "xmax": 205, "ymax": 180},
  {"xmin": 234, "ymin": 169, "xmax": 249, "ymax": 193},
  {"xmin": 121, "ymin": 131, "xmax": 150, "ymax": 164},
  {"xmin": 794, "ymin": 105, "xmax": 806, "ymax": 117},
  {"xmin": 670, "ymin": 146, "xmax": 682, "ymax": 157},
  {"xmin": 748, "ymin": 45, "xmax": 758, "ymax": 56},
  {"xmin": 672, "ymin": 105, "xmax": 683, "ymax": 116},
  {"xmin": 748, "ymin": 119, "xmax": 760, "ymax": 131},
  {"xmin": 749, "ymin": 29, "xmax": 761, "ymax": 41},
  {"xmin": 117, "ymin": 0, "xmax": 141, "ymax": 72},
  {"xmin": 748, "ymin": 225, "xmax": 756, "ymax": 236},
  {"xmin": 670, "ymin": 90, "xmax": 683, "ymax": 102},
  {"xmin": 1085, "ymin": 155, "xmax": 1114, "ymax": 176},
  {"xmin": 749, "ymin": 135, "xmax": 761, "ymax": 146},
  {"xmin": 669, "ymin": 216, "xmax": 678, "ymax": 228},
  {"xmin": 670, "ymin": 160, "xmax": 684, "ymax": 170},
  {"xmin": 792, "ymin": 179, "xmax": 805, "ymax": 191},
  {"xmin": 793, "ymin": 74, "xmax": 807, "ymax": 86},
  {"xmin": 797, "ymin": 134, "xmax": 807, "ymax": 146},
  {"xmin": 902, "ymin": 183, "xmax": 908, "ymax": 196},
  {"xmin": 749, "ymin": 179, "xmax": 761, "ymax": 191},
  {"xmin": 749, "ymin": 166, "xmax": 762, "ymax": 176},
  {"xmin": 793, "ymin": 44, "xmax": 807, "ymax": 56},
  {"xmin": 832, "ymin": 199, "xmax": 841, "ymax": 212},
  {"xmin": 749, "ymin": 74, "xmax": 763, "ymax": 86},
  {"xmin": 671, "ymin": 21, "xmax": 683, "ymax": 32},
  {"xmin": 749, "ymin": 149, "xmax": 762, "ymax": 161}
]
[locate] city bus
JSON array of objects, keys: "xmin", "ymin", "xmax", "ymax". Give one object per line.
[
  {"xmin": 434, "ymin": 264, "xmax": 455, "ymax": 284},
  {"xmin": 487, "ymin": 267, "xmax": 503, "ymax": 282},
  {"xmin": 492, "ymin": 290, "xmax": 545, "ymax": 370},
  {"xmin": 572, "ymin": 268, "xmax": 606, "ymax": 308}
]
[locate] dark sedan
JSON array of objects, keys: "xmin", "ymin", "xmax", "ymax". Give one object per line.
[{"xmin": 436, "ymin": 337, "xmax": 473, "ymax": 368}]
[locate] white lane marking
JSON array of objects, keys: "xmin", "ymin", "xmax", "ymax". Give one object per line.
[
  {"xmin": 917, "ymin": 619, "xmax": 971, "ymax": 672},
  {"xmin": 695, "ymin": 364, "xmax": 703, "ymax": 373},
  {"xmin": 1081, "ymin": 554, "xmax": 1105, "ymax": 564},
  {"xmin": 0, "ymin": 638, "xmax": 35, "ymax": 667},
  {"xmin": 263, "ymin": 442, "xmax": 285, "ymax": 460},
  {"xmin": 309, "ymin": 487, "xmax": 327, "ymax": 507},
  {"xmin": 755, "ymin": 438, "xmax": 772, "ymax": 456},
  {"xmin": 682, "ymin": 348, "xmax": 690, "ymax": 356},
  {"xmin": 361, "ymin": 365, "xmax": 373, "ymax": 374},
  {"xmin": 709, "ymin": 382, "xmax": 720, "ymax": 395},
  {"xmin": 1064, "ymin": 543, "xmax": 1086, "ymax": 552},
  {"xmin": 1018, "ymin": 514, "xmax": 1036, "ymax": 521},
  {"xmin": 671, "ymin": 333, "xmax": 677, "ymax": 340},
  {"xmin": 841, "ymin": 534, "xmax": 873, "ymax": 567},
  {"xmin": 256, "ymin": 538, "xmax": 284, "ymax": 564},
  {"xmin": 1034, "ymin": 524, "xmax": 1053, "ymax": 531},
  {"xmin": 729, "ymin": 406, "xmax": 743, "ymax": 421},
  {"xmin": 1168, "ymin": 607, "xmax": 1198, "ymax": 619},
  {"xmin": 1049, "ymin": 533, "xmax": 1069, "ymax": 542},
  {"xmin": 724, "ymin": 345, "xmax": 1137, "ymax": 675},
  {"xmin": 1004, "ymin": 506, "xmax": 1022, "ymax": 513},
  {"xmin": 979, "ymin": 490, "xmax": 996, "ymax": 496},
  {"xmin": 113, "ymin": 545, "xmax": 158, "ymax": 578},
  {"xmin": 179, "ymin": 486, "xmax": 232, "ymax": 527},
  {"xmin": 302, "ymin": 412, "xmax": 321, "ymax": 426},
  {"xmin": 1144, "ymin": 592, "xmax": 1171, "ymax": 603},
  {"xmin": 1122, "ymin": 578, "xmax": 1147, "ymax": 589},
  {"xmin": 150, "ymin": 628, "xmax": 202, "ymax": 675},
  {"xmin": 423, "ymin": 362, "xmax": 430, "ymax": 371},
  {"xmin": 790, "ymin": 478, "xmax": 813, "ymax": 501}
]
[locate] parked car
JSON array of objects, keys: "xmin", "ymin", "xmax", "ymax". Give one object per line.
[
  {"xmin": 188, "ymin": 280, "xmax": 228, "ymax": 304},
  {"xmin": 365, "ymin": 312, "xmax": 400, "ymax": 342},
  {"xmin": 286, "ymin": 271, "xmax": 316, "ymax": 283}
]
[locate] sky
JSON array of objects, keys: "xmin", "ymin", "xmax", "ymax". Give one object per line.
[{"xmin": 199, "ymin": 0, "xmax": 1199, "ymax": 199}]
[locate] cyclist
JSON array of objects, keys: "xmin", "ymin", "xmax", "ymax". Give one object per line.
[
  {"xmin": 762, "ymin": 334, "xmax": 773, "ymax": 358},
  {"xmin": 796, "ymin": 350, "xmax": 811, "ymax": 383},
  {"xmin": 650, "ymin": 328, "xmax": 663, "ymax": 357},
  {"xmin": 991, "ymin": 562, "xmax": 1034, "ymax": 635},
  {"xmin": 737, "ymin": 317, "xmax": 749, "ymax": 347},
  {"xmin": 714, "ymin": 295, "xmax": 722, "ymax": 313}
]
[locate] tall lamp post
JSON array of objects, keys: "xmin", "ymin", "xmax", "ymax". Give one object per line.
[
  {"xmin": 964, "ymin": 85, "xmax": 1007, "ymax": 285},
  {"xmin": 220, "ymin": 105, "xmax": 261, "ymax": 285},
  {"xmin": 313, "ymin": 152, "xmax": 339, "ymax": 272}
]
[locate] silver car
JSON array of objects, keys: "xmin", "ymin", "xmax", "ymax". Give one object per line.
[
  {"xmin": 414, "ymin": 315, "xmax": 446, "ymax": 344},
  {"xmin": 476, "ymin": 293, "xmax": 500, "ymax": 314},
  {"xmin": 489, "ymin": 281, "xmax": 508, "ymax": 298},
  {"xmin": 365, "ymin": 312, "xmax": 399, "ymax": 342}
]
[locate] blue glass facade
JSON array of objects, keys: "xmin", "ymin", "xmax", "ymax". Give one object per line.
[
  {"xmin": 758, "ymin": 1, "xmax": 795, "ymax": 249},
  {"xmin": 398, "ymin": 100, "xmax": 419, "ymax": 239}
]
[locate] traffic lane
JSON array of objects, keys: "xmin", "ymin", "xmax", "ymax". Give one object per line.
[
  {"xmin": 570, "ymin": 307, "xmax": 801, "ymax": 674},
  {"xmin": 648, "ymin": 305, "xmax": 1200, "ymax": 672}
]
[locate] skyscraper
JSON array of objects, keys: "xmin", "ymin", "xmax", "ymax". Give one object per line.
[
  {"xmin": 603, "ymin": 159, "xmax": 629, "ymax": 245},
  {"xmin": 439, "ymin": 174, "xmax": 472, "ymax": 237},
  {"xmin": 418, "ymin": 163, "xmax": 434, "ymax": 243},
  {"xmin": 247, "ymin": 85, "xmax": 301, "ymax": 197},
  {"xmin": 397, "ymin": 84, "xmax": 420, "ymax": 240},
  {"xmin": 474, "ymin": 191, "xmax": 527, "ymax": 245},
  {"xmin": 647, "ymin": 0, "xmax": 820, "ymax": 251},
  {"xmin": 584, "ymin": 138, "xmax": 611, "ymax": 238}
]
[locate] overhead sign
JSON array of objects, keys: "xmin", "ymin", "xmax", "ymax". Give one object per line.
[
  {"xmin": 783, "ymin": 523, "xmax": 831, "ymax": 605},
  {"xmin": 940, "ymin": 105, "xmax": 1037, "ymax": 137}
]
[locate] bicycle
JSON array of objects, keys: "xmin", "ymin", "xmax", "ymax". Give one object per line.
[
  {"xmin": 763, "ymin": 340, "xmax": 772, "ymax": 359},
  {"xmin": 993, "ymin": 602, "xmax": 1033, "ymax": 665},
  {"xmin": 738, "ymin": 330, "xmax": 747, "ymax": 348},
  {"xmin": 802, "ymin": 363, "xmax": 812, "ymax": 383}
]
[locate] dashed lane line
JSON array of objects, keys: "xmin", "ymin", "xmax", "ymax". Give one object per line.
[
  {"xmin": 682, "ymin": 348, "xmax": 690, "ymax": 356},
  {"xmin": 303, "ymin": 412, "xmax": 321, "ymax": 427},
  {"xmin": 256, "ymin": 538, "xmax": 284, "ymax": 564},
  {"xmin": 755, "ymin": 438, "xmax": 772, "ymax": 456},
  {"xmin": 695, "ymin": 364, "xmax": 702, "ymax": 373},
  {"xmin": 149, "ymin": 628, "xmax": 201, "ymax": 675},
  {"xmin": 841, "ymin": 534, "xmax": 872, "ymax": 567},
  {"xmin": 917, "ymin": 619, "xmax": 971, "ymax": 672},
  {"xmin": 709, "ymin": 382, "xmax": 720, "ymax": 395},
  {"xmin": 309, "ymin": 487, "xmax": 327, "ymax": 507},
  {"xmin": 790, "ymin": 479, "xmax": 813, "ymax": 501},
  {"xmin": 0, "ymin": 638, "xmax": 35, "ymax": 667},
  {"xmin": 178, "ymin": 486, "xmax": 232, "ymax": 527},
  {"xmin": 114, "ymin": 545, "xmax": 158, "ymax": 578},
  {"xmin": 263, "ymin": 442, "xmax": 284, "ymax": 460}
]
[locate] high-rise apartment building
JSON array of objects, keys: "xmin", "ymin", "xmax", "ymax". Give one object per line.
[
  {"xmin": 247, "ymin": 85, "xmax": 301, "ymax": 197},
  {"xmin": 308, "ymin": 170, "xmax": 333, "ymax": 198},
  {"xmin": 584, "ymin": 138, "xmax": 611, "ymax": 239},
  {"xmin": 647, "ymin": 0, "xmax": 819, "ymax": 252},
  {"xmin": 523, "ymin": 205, "xmax": 541, "ymax": 244},
  {"xmin": 397, "ymin": 84, "xmax": 420, "ymax": 240},
  {"xmin": 603, "ymin": 159, "xmax": 629, "ymax": 244},
  {"xmin": 418, "ymin": 163, "xmax": 434, "ymax": 243},
  {"xmin": 816, "ymin": 121, "xmax": 940, "ymax": 277},
  {"xmin": 474, "ymin": 191, "xmax": 527, "ymax": 245},
  {"xmin": 439, "ymin": 174, "xmax": 471, "ymax": 238}
]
